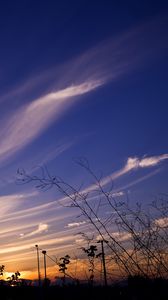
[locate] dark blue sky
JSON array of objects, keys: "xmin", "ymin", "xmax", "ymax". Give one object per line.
[{"xmin": 0, "ymin": 0, "xmax": 167, "ymax": 278}]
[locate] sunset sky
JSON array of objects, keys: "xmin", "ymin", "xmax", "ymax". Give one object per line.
[{"xmin": 0, "ymin": 0, "xmax": 168, "ymax": 281}]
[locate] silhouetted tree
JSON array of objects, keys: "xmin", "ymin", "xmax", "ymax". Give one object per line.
[
  {"xmin": 82, "ymin": 245, "xmax": 98, "ymax": 285},
  {"xmin": 58, "ymin": 254, "xmax": 70, "ymax": 285},
  {"xmin": 17, "ymin": 161, "xmax": 168, "ymax": 281},
  {"xmin": 7, "ymin": 271, "xmax": 21, "ymax": 286},
  {"xmin": 0, "ymin": 265, "xmax": 4, "ymax": 276}
]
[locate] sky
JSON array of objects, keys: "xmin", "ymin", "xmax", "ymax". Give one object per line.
[{"xmin": 0, "ymin": 0, "xmax": 168, "ymax": 281}]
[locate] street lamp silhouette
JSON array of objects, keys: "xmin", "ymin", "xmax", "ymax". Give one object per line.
[
  {"xmin": 97, "ymin": 239, "xmax": 108, "ymax": 286},
  {"xmin": 42, "ymin": 250, "xmax": 47, "ymax": 281},
  {"xmin": 35, "ymin": 245, "xmax": 41, "ymax": 286}
]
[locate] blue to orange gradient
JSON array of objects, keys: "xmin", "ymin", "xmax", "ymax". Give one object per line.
[{"xmin": 0, "ymin": 0, "xmax": 167, "ymax": 281}]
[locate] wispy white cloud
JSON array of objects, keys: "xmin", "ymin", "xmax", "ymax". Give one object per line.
[
  {"xmin": 112, "ymin": 168, "xmax": 161, "ymax": 192},
  {"xmin": 154, "ymin": 217, "xmax": 168, "ymax": 228},
  {"xmin": 0, "ymin": 208, "xmax": 76, "ymax": 238},
  {"xmin": 111, "ymin": 231, "xmax": 132, "ymax": 242},
  {"xmin": 38, "ymin": 141, "xmax": 74, "ymax": 165},
  {"xmin": 16, "ymin": 140, "xmax": 75, "ymax": 174},
  {"xmin": 65, "ymin": 221, "xmax": 86, "ymax": 228},
  {"xmin": 112, "ymin": 191, "xmax": 124, "ymax": 197},
  {"xmin": 20, "ymin": 223, "xmax": 49, "ymax": 238},
  {"xmin": 0, "ymin": 80, "xmax": 103, "ymax": 163},
  {"xmin": 96, "ymin": 231, "xmax": 131, "ymax": 242},
  {"xmin": 79, "ymin": 154, "xmax": 168, "ymax": 197},
  {"xmin": 0, "ymin": 225, "xmax": 83, "ymax": 257},
  {"xmin": 0, "ymin": 194, "xmax": 72, "ymax": 225},
  {"xmin": 0, "ymin": 191, "xmax": 38, "ymax": 216},
  {"xmin": 0, "ymin": 15, "xmax": 166, "ymax": 164},
  {"xmin": 122, "ymin": 154, "xmax": 168, "ymax": 171},
  {"xmin": 138, "ymin": 155, "xmax": 168, "ymax": 167},
  {"xmin": 0, "ymin": 235, "xmax": 75, "ymax": 255},
  {"xmin": 97, "ymin": 154, "xmax": 168, "ymax": 189}
]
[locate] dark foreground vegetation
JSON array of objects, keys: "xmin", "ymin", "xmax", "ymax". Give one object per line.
[
  {"xmin": 16, "ymin": 162, "xmax": 168, "ymax": 300},
  {"xmin": 0, "ymin": 278, "xmax": 168, "ymax": 300}
]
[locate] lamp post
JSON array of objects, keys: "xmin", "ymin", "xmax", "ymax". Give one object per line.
[
  {"xmin": 97, "ymin": 240, "xmax": 108, "ymax": 286},
  {"xmin": 42, "ymin": 250, "xmax": 47, "ymax": 281},
  {"xmin": 35, "ymin": 245, "xmax": 41, "ymax": 286}
]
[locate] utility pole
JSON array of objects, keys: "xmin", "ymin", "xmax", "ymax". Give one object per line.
[
  {"xmin": 97, "ymin": 240, "xmax": 108, "ymax": 286},
  {"xmin": 35, "ymin": 245, "xmax": 41, "ymax": 286},
  {"xmin": 42, "ymin": 250, "xmax": 47, "ymax": 281}
]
